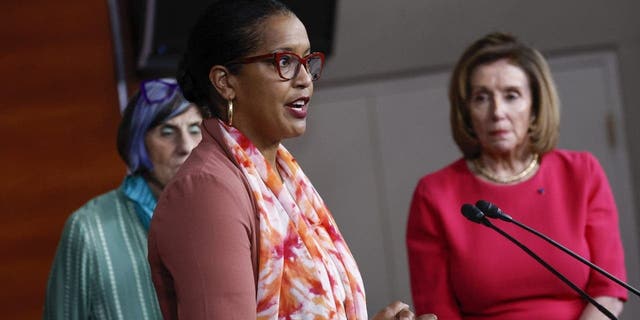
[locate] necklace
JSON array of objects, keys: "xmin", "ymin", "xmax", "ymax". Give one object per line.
[{"xmin": 472, "ymin": 154, "xmax": 539, "ymax": 184}]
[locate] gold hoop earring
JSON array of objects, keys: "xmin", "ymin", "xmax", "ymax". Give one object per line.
[{"xmin": 226, "ymin": 100, "xmax": 233, "ymax": 126}]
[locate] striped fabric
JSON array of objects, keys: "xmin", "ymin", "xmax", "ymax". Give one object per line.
[{"xmin": 43, "ymin": 186, "xmax": 162, "ymax": 320}]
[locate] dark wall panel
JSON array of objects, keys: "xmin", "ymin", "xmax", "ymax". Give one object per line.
[{"xmin": 0, "ymin": 0, "xmax": 122, "ymax": 318}]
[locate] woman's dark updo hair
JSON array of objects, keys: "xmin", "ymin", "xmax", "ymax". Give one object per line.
[{"xmin": 178, "ymin": 0, "xmax": 292, "ymax": 118}]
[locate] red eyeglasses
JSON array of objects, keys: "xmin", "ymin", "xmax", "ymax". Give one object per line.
[{"xmin": 227, "ymin": 51, "xmax": 325, "ymax": 81}]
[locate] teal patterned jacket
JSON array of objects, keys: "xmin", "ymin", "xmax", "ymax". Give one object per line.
[{"xmin": 43, "ymin": 180, "xmax": 161, "ymax": 320}]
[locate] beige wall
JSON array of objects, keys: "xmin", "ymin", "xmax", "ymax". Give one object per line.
[
  {"xmin": 320, "ymin": 0, "xmax": 640, "ymax": 221},
  {"xmin": 312, "ymin": 0, "xmax": 640, "ymax": 316}
]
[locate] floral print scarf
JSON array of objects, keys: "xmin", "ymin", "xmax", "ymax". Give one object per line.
[{"xmin": 219, "ymin": 121, "xmax": 367, "ymax": 319}]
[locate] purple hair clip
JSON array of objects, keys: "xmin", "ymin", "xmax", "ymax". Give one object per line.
[{"xmin": 140, "ymin": 78, "xmax": 179, "ymax": 105}]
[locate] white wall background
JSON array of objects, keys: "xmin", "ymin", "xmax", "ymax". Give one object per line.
[
  {"xmin": 321, "ymin": 0, "xmax": 640, "ymax": 208},
  {"xmin": 286, "ymin": 50, "xmax": 640, "ymax": 318},
  {"xmin": 284, "ymin": 0, "xmax": 640, "ymax": 317}
]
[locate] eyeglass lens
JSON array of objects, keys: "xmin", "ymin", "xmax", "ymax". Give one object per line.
[{"xmin": 277, "ymin": 53, "xmax": 323, "ymax": 81}]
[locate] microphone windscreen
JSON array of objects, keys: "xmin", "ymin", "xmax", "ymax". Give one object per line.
[
  {"xmin": 461, "ymin": 204, "xmax": 486, "ymax": 223},
  {"xmin": 476, "ymin": 200, "xmax": 512, "ymax": 221},
  {"xmin": 476, "ymin": 200, "xmax": 499, "ymax": 217}
]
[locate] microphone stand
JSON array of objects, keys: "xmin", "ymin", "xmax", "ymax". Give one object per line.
[
  {"xmin": 461, "ymin": 204, "xmax": 617, "ymax": 319},
  {"xmin": 511, "ymin": 217, "xmax": 639, "ymax": 298},
  {"xmin": 478, "ymin": 200, "xmax": 640, "ymax": 298},
  {"xmin": 485, "ymin": 221, "xmax": 617, "ymax": 320}
]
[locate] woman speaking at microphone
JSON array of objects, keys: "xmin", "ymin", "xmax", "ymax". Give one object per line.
[
  {"xmin": 406, "ymin": 32, "xmax": 627, "ymax": 319},
  {"xmin": 147, "ymin": 0, "xmax": 437, "ymax": 319}
]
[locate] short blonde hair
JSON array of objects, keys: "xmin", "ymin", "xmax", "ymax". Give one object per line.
[{"xmin": 449, "ymin": 32, "xmax": 560, "ymax": 159}]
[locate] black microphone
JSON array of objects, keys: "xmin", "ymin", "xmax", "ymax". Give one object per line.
[
  {"xmin": 475, "ymin": 200, "xmax": 513, "ymax": 222},
  {"xmin": 461, "ymin": 203, "xmax": 491, "ymax": 226},
  {"xmin": 476, "ymin": 199, "xmax": 640, "ymax": 298},
  {"xmin": 460, "ymin": 204, "xmax": 617, "ymax": 320}
]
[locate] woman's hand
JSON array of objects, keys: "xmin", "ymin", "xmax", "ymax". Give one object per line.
[
  {"xmin": 578, "ymin": 296, "xmax": 623, "ymax": 320},
  {"xmin": 371, "ymin": 301, "xmax": 438, "ymax": 320}
]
